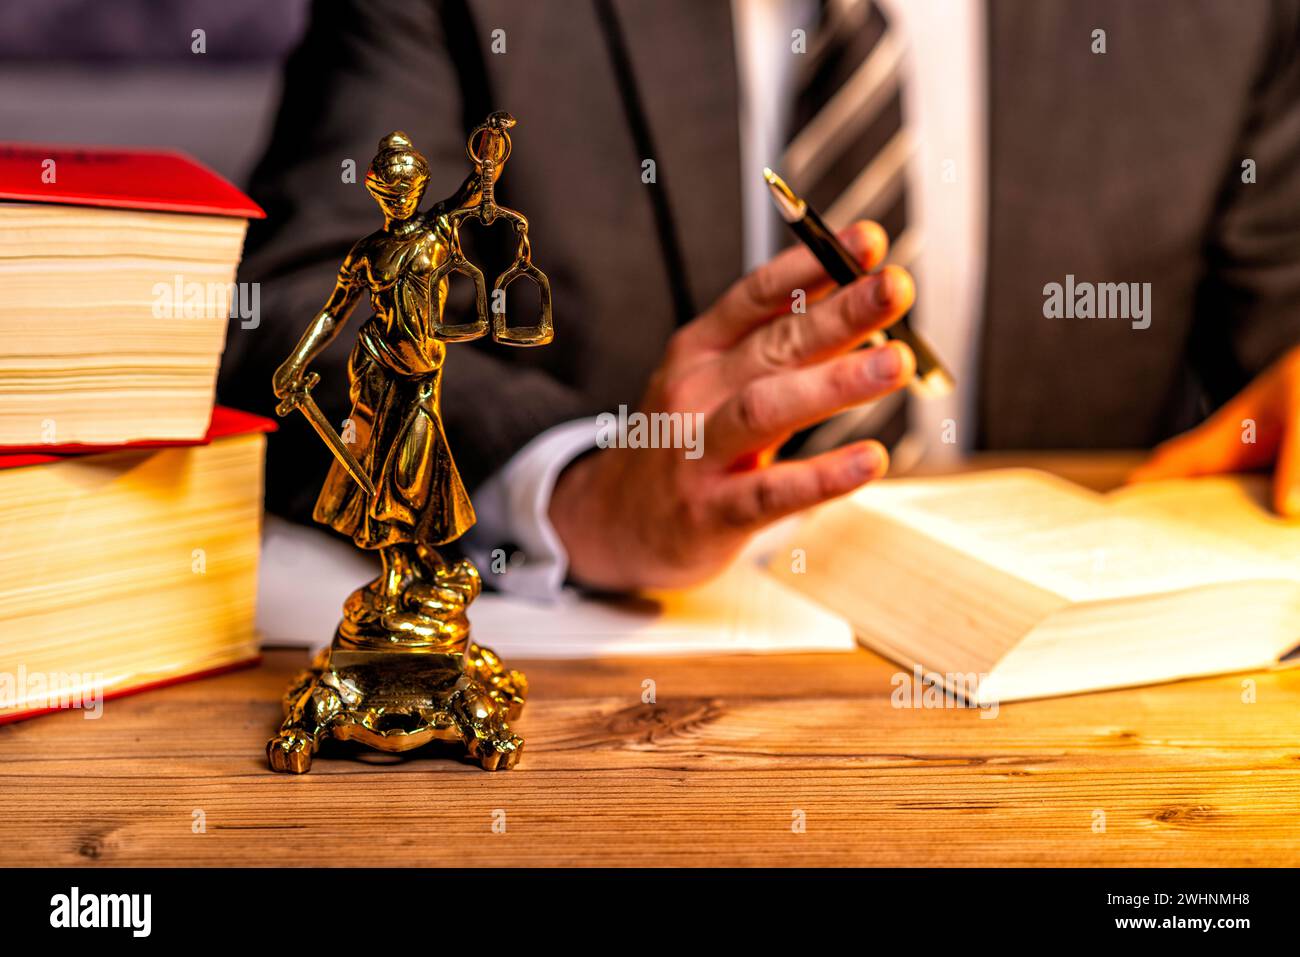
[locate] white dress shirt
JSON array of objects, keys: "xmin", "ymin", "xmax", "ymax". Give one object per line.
[{"xmin": 462, "ymin": 0, "xmax": 988, "ymax": 599}]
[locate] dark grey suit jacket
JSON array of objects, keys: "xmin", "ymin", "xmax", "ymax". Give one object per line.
[{"xmin": 218, "ymin": 0, "xmax": 1300, "ymax": 527}]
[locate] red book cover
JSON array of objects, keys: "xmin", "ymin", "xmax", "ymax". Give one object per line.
[
  {"xmin": 0, "ymin": 142, "xmax": 265, "ymax": 219},
  {"xmin": 0, "ymin": 659, "xmax": 263, "ymax": 727},
  {"xmin": 0, "ymin": 405, "xmax": 276, "ymax": 471}
]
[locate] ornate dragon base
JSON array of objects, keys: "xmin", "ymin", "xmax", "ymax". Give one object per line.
[{"xmin": 266, "ymin": 555, "xmax": 527, "ymax": 772}]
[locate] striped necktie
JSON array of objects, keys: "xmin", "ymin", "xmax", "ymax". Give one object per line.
[{"xmin": 782, "ymin": 0, "xmax": 919, "ymax": 459}]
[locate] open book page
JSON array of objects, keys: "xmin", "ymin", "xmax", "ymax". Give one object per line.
[
  {"xmin": 849, "ymin": 470, "xmax": 1295, "ymax": 603},
  {"xmin": 1108, "ymin": 474, "xmax": 1300, "ymax": 562}
]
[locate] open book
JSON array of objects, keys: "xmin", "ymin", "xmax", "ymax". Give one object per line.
[{"xmin": 769, "ymin": 469, "xmax": 1300, "ymax": 704}]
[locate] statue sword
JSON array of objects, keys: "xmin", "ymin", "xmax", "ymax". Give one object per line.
[{"xmin": 274, "ymin": 371, "xmax": 376, "ymax": 498}]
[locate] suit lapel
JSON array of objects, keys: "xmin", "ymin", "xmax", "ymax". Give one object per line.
[{"xmin": 605, "ymin": 0, "xmax": 744, "ymax": 318}]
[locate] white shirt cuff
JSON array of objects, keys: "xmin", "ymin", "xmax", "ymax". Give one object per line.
[{"xmin": 463, "ymin": 417, "xmax": 603, "ymax": 601}]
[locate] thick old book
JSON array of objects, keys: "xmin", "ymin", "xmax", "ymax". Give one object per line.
[
  {"xmin": 770, "ymin": 469, "xmax": 1300, "ymax": 704},
  {"xmin": 0, "ymin": 407, "xmax": 273, "ymax": 722},
  {"xmin": 0, "ymin": 144, "xmax": 264, "ymax": 446}
]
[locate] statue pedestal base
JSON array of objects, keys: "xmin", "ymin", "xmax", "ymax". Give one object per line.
[{"xmin": 266, "ymin": 560, "xmax": 527, "ymax": 772}]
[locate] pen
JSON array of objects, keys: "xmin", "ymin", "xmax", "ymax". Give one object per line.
[{"xmin": 763, "ymin": 167, "xmax": 953, "ymax": 398}]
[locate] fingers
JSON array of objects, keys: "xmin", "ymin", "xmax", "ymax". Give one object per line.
[
  {"xmin": 708, "ymin": 440, "xmax": 889, "ymax": 530},
  {"xmin": 717, "ymin": 265, "xmax": 914, "ymax": 387},
  {"xmin": 1133, "ymin": 421, "xmax": 1253, "ymax": 481},
  {"xmin": 684, "ymin": 221, "xmax": 888, "ymax": 350},
  {"xmin": 1270, "ymin": 372, "xmax": 1300, "ymax": 515},
  {"xmin": 1128, "ymin": 394, "xmax": 1278, "ymax": 485},
  {"xmin": 706, "ymin": 339, "xmax": 915, "ymax": 466},
  {"xmin": 1272, "ymin": 408, "xmax": 1300, "ymax": 516},
  {"xmin": 1126, "ymin": 354, "xmax": 1300, "ymax": 517}
]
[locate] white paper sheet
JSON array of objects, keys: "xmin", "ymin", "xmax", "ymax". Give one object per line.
[{"xmin": 256, "ymin": 516, "xmax": 855, "ymax": 658}]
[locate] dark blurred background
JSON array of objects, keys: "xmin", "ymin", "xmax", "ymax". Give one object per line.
[{"xmin": 0, "ymin": 0, "xmax": 308, "ymax": 186}]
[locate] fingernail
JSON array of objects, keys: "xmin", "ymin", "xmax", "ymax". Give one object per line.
[
  {"xmin": 869, "ymin": 343, "xmax": 902, "ymax": 380},
  {"xmin": 853, "ymin": 444, "xmax": 883, "ymax": 480},
  {"xmin": 873, "ymin": 269, "xmax": 895, "ymax": 307}
]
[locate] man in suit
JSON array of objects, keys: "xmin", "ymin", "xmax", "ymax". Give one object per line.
[{"xmin": 220, "ymin": 0, "xmax": 1300, "ymax": 595}]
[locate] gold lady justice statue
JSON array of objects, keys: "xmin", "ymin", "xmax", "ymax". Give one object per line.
[{"xmin": 266, "ymin": 113, "xmax": 550, "ymax": 772}]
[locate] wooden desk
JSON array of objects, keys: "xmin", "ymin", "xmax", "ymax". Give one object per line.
[
  {"xmin": 3, "ymin": 455, "xmax": 1298, "ymax": 867},
  {"xmin": 3, "ymin": 648, "xmax": 1299, "ymax": 866}
]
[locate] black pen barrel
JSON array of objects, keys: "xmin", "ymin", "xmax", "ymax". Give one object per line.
[
  {"xmin": 786, "ymin": 207, "xmax": 953, "ymax": 397},
  {"xmin": 794, "ymin": 206, "xmax": 863, "ymax": 285}
]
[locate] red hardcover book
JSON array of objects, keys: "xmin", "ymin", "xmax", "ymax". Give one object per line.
[
  {"xmin": 0, "ymin": 142, "xmax": 265, "ymax": 218},
  {"xmin": 0, "ymin": 407, "xmax": 275, "ymax": 723},
  {"xmin": 0, "ymin": 405, "xmax": 275, "ymax": 469},
  {"xmin": 0, "ymin": 143, "xmax": 266, "ymax": 448}
]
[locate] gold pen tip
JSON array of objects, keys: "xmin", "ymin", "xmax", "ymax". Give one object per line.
[
  {"xmin": 909, "ymin": 366, "xmax": 956, "ymax": 400},
  {"xmin": 763, "ymin": 167, "xmax": 805, "ymax": 223}
]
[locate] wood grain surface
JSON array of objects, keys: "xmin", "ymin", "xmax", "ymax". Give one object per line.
[
  {"xmin": 3, "ymin": 646, "xmax": 1298, "ymax": 867},
  {"xmin": 4, "ymin": 453, "xmax": 1296, "ymax": 867}
]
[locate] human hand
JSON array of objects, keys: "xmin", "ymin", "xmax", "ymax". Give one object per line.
[
  {"xmin": 1129, "ymin": 344, "xmax": 1300, "ymax": 516},
  {"xmin": 272, "ymin": 356, "xmax": 311, "ymax": 401},
  {"xmin": 549, "ymin": 222, "xmax": 916, "ymax": 590}
]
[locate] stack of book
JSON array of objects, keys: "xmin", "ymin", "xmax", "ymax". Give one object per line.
[{"xmin": 0, "ymin": 144, "xmax": 269, "ymax": 721}]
